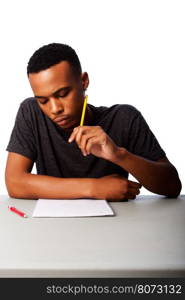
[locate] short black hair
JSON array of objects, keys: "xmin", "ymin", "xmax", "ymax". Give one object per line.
[{"xmin": 27, "ymin": 43, "xmax": 82, "ymax": 76}]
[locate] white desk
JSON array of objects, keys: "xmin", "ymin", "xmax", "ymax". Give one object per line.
[{"xmin": 0, "ymin": 195, "xmax": 185, "ymax": 277}]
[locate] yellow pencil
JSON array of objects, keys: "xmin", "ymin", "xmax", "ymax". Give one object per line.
[{"xmin": 80, "ymin": 95, "xmax": 88, "ymax": 126}]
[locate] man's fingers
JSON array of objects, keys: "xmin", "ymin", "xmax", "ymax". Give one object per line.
[
  {"xmin": 68, "ymin": 126, "xmax": 95, "ymax": 146},
  {"xmin": 128, "ymin": 180, "xmax": 142, "ymax": 189},
  {"xmin": 86, "ymin": 136, "xmax": 100, "ymax": 155},
  {"xmin": 69, "ymin": 127, "xmax": 86, "ymax": 147},
  {"xmin": 126, "ymin": 193, "xmax": 137, "ymax": 200},
  {"xmin": 74, "ymin": 127, "xmax": 84, "ymax": 146},
  {"xmin": 80, "ymin": 133, "xmax": 96, "ymax": 154},
  {"xmin": 68, "ymin": 127, "xmax": 78, "ymax": 143},
  {"xmin": 129, "ymin": 187, "xmax": 141, "ymax": 195}
]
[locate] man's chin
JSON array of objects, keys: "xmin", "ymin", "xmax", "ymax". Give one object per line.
[
  {"xmin": 62, "ymin": 127, "xmax": 74, "ymax": 133},
  {"xmin": 59, "ymin": 121, "xmax": 77, "ymax": 132}
]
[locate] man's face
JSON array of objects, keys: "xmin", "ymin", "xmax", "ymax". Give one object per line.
[{"xmin": 28, "ymin": 61, "xmax": 89, "ymax": 131}]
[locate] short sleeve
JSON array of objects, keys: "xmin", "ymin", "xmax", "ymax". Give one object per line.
[
  {"xmin": 127, "ymin": 111, "xmax": 166, "ymax": 161},
  {"xmin": 6, "ymin": 103, "xmax": 37, "ymax": 161}
]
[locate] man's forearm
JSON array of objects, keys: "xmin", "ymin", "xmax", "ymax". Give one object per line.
[
  {"xmin": 111, "ymin": 147, "xmax": 182, "ymax": 197},
  {"xmin": 7, "ymin": 173, "xmax": 95, "ymax": 199}
]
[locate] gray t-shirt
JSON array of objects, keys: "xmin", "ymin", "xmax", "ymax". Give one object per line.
[{"xmin": 6, "ymin": 98, "xmax": 166, "ymax": 178}]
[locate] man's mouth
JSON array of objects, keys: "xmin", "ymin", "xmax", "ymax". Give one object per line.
[
  {"xmin": 53, "ymin": 116, "xmax": 75, "ymax": 128},
  {"xmin": 54, "ymin": 116, "xmax": 69, "ymax": 123},
  {"xmin": 55, "ymin": 119, "xmax": 70, "ymax": 126}
]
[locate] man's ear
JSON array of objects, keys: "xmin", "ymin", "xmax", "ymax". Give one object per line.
[{"xmin": 81, "ymin": 72, "xmax": 89, "ymax": 91}]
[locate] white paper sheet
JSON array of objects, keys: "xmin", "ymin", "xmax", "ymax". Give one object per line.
[{"xmin": 32, "ymin": 199, "xmax": 114, "ymax": 218}]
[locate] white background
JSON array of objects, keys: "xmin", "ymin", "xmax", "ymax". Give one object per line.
[{"xmin": 0, "ymin": 0, "xmax": 184, "ymax": 195}]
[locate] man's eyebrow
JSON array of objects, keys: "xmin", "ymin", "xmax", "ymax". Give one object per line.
[{"xmin": 35, "ymin": 86, "xmax": 70, "ymax": 99}]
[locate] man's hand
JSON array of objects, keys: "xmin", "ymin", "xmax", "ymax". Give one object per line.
[
  {"xmin": 93, "ymin": 174, "xmax": 142, "ymax": 201},
  {"xmin": 68, "ymin": 125, "xmax": 124, "ymax": 161}
]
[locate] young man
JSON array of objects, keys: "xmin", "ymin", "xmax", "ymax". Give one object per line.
[{"xmin": 5, "ymin": 43, "xmax": 181, "ymax": 201}]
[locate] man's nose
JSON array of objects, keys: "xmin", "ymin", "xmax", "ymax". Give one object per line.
[{"xmin": 50, "ymin": 97, "xmax": 63, "ymax": 114}]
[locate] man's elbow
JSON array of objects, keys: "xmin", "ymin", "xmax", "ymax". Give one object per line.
[
  {"xmin": 5, "ymin": 175, "xmax": 37, "ymax": 199},
  {"xmin": 6, "ymin": 178, "xmax": 25, "ymax": 199},
  {"xmin": 165, "ymin": 177, "xmax": 182, "ymax": 198},
  {"xmin": 5, "ymin": 175, "xmax": 17, "ymax": 197}
]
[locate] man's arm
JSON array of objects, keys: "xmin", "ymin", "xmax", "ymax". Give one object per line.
[
  {"xmin": 68, "ymin": 126, "xmax": 182, "ymax": 198},
  {"xmin": 111, "ymin": 148, "xmax": 182, "ymax": 197},
  {"xmin": 5, "ymin": 152, "xmax": 141, "ymax": 201},
  {"xmin": 5, "ymin": 152, "xmax": 94, "ymax": 199}
]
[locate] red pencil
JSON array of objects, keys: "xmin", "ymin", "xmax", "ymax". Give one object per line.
[{"xmin": 8, "ymin": 206, "xmax": 28, "ymax": 218}]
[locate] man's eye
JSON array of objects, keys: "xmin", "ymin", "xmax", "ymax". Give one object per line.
[
  {"xmin": 57, "ymin": 91, "xmax": 69, "ymax": 98},
  {"xmin": 36, "ymin": 98, "xmax": 48, "ymax": 104}
]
